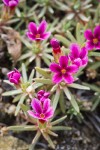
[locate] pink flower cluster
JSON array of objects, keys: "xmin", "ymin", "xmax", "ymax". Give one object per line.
[
  {"xmin": 28, "ymin": 90, "xmax": 54, "ymax": 123},
  {"xmin": 50, "ymin": 39, "xmax": 88, "ymax": 84}
]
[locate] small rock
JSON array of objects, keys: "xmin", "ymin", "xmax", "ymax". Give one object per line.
[{"xmin": 0, "ymin": 136, "xmax": 29, "ymax": 150}]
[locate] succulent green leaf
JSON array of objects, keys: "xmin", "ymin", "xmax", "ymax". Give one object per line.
[
  {"xmin": 7, "ymin": 125, "xmax": 37, "ymax": 131},
  {"xmin": 67, "ymin": 30, "xmax": 77, "ymax": 42},
  {"xmin": 51, "ymin": 115, "xmax": 67, "ymax": 126},
  {"xmin": 55, "ymin": 34, "xmax": 71, "ymax": 47},
  {"xmin": 35, "ymin": 67, "xmax": 51, "ymax": 78},
  {"xmin": 52, "ymin": 126, "xmax": 71, "ymax": 131},
  {"xmin": 34, "ymin": 78, "xmax": 52, "ymax": 84},
  {"xmin": 29, "ymin": 69, "xmax": 35, "ymax": 83},
  {"xmin": 68, "ymin": 83, "xmax": 90, "ymax": 90},
  {"xmin": 15, "ymin": 94, "xmax": 27, "ymax": 116},
  {"xmin": 2, "ymin": 89, "xmax": 22, "ymax": 96},
  {"xmin": 63, "ymin": 87, "xmax": 71, "ymax": 100},
  {"xmin": 42, "ymin": 133, "xmax": 55, "ymax": 149},
  {"xmin": 53, "ymin": 89, "xmax": 60, "ymax": 111},
  {"xmin": 13, "ymin": 94, "xmax": 22, "ymax": 103},
  {"xmin": 89, "ymin": 52, "xmax": 100, "ymax": 57},
  {"xmin": 3, "ymin": 80, "xmax": 14, "ymax": 86},
  {"xmin": 20, "ymin": 104, "xmax": 30, "ymax": 112},
  {"xmin": 22, "ymin": 63, "xmax": 27, "ymax": 83}
]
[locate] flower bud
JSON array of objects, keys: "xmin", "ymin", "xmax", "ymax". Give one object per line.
[
  {"xmin": 50, "ymin": 38, "xmax": 63, "ymax": 63},
  {"xmin": 7, "ymin": 68, "xmax": 21, "ymax": 85},
  {"xmin": 2, "ymin": 0, "xmax": 19, "ymax": 9},
  {"xmin": 50, "ymin": 38, "xmax": 61, "ymax": 54}
]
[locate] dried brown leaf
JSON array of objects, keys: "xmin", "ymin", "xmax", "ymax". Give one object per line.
[{"xmin": 1, "ymin": 27, "xmax": 22, "ymax": 63}]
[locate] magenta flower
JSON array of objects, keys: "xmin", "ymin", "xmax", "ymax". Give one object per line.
[
  {"xmin": 37, "ymin": 90, "xmax": 50, "ymax": 102},
  {"xmin": 7, "ymin": 68, "xmax": 21, "ymax": 85},
  {"xmin": 27, "ymin": 20, "xmax": 51, "ymax": 41},
  {"xmin": 84, "ymin": 25, "xmax": 100, "ymax": 50},
  {"xmin": 50, "ymin": 56, "xmax": 78, "ymax": 84},
  {"xmin": 50, "ymin": 38, "xmax": 61, "ymax": 54},
  {"xmin": 2, "ymin": 0, "xmax": 19, "ymax": 8},
  {"xmin": 28, "ymin": 98, "xmax": 54, "ymax": 122},
  {"xmin": 69, "ymin": 43, "xmax": 88, "ymax": 68}
]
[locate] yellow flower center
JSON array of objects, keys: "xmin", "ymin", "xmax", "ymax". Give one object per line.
[
  {"xmin": 36, "ymin": 34, "xmax": 40, "ymax": 38},
  {"xmin": 40, "ymin": 113, "xmax": 45, "ymax": 118},
  {"xmin": 61, "ymin": 69, "xmax": 66, "ymax": 74},
  {"xmin": 93, "ymin": 38, "xmax": 98, "ymax": 44}
]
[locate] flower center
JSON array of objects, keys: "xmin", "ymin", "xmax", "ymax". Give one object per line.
[
  {"xmin": 36, "ymin": 34, "xmax": 40, "ymax": 38},
  {"xmin": 61, "ymin": 69, "xmax": 66, "ymax": 74},
  {"xmin": 40, "ymin": 113, "xmax": 45, "ymax": 118},
  {"xmin": 93, "ymin": 38, "xmax": 98, "ymax": 44}
]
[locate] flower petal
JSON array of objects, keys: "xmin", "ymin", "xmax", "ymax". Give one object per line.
[
  {"xmin": 2, "ymin": 0, "xmax": 9, "ymax": 5},
  {"xmin": 28, "ymin": 22, "xmax": 37, "ymax": 35},
  {"xmin": 95, "ymin": 42, "xmax": 100, "ymax": 50},
  {"xmin": 63, "ymin": 73, "xmax": 74, "ymax": 84},
  {"xmin": 59, "ymin": 56, "xmax": 68, "ymax": 68},
  {"xmin": 80, "ymin": 47, "xmax": 88, "ymax": 59},
  {"xmin": 41, "ymin": 32, "xmax": 51, "ymax": 40},
  {"xmin": 84, "ymin": 29, "xmax": 93, "ymax": 40},
  {"xmin": 50, "ymin": 63, "xmax": 61, "ymax": 73},
  {"xmin": 13, "ymin": 73, "xmax": 20, "ymax": 80},
  {"xmin": 81, "ymin": 57, "xmax": 88, "ymax": 66},
  {"xmin": 9, "ymin": 78, "xmax": 18, "ymax": 84},
  {"xmin": 86, "ymin": 41, "xmax": 94, "ymax": 50},
  {"xmin": 94, "ymin": 25, "xmax": 100, "ymax": 38},
  {"xmin": 73, "ymin": 58, "xmax": 82, "ymax": 67},
  {"xmin": 9, "ymin": 0, "xmax": 18, "ymax": 7},
  {"xmin": 27, "ymin": 33, "xmax": 36, "ymax": 41},
  {"xmin": 28, "ymin": 110, "xmax": 39, "ymax": 119},
  {"xmin": 45, "ymin": 107, "xmax": 54, "ymax": 119},
  {"xmin": 43, "ymin": 98, "xmax": 50, "ymax": 113},
  {"xmin": 67, "ymin": 65, "xmax": 78, "ymax": 73},
  {"xmin": 69, "ymin": 43, "xmax": 80, "ymax": 59},
  {"xmin": 52, "ymin": 73, "xmax": 62, "ymax": 84},
  {"xmin": 38, "ymin": 20, "xmax": 47, "ymax": 34},
  {"xmin": 31, "ymin": 98, "xmax": 42, "ymax": 114}
]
